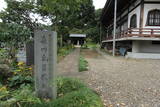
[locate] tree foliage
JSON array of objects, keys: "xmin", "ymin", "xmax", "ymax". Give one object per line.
[
  {"xmin": 39, "ymin": 0, "xmax": 97, "ymax": 44},
  {"xmin": 0, "ymin": 0, "xmax": 103, "ymax": 46},
  {"xmin": 0, "ymin": 0, "xmax": 37, "ymax": 46}
]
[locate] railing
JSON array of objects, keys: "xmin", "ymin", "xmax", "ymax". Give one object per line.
[{"xmin": 105, "ymin": 28, "xmax": 160, "ymax": 40}]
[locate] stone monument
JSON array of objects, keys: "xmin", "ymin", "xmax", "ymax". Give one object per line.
[{"xmin": 34, "ymin": 30, "xmax": 57, "ymax": 99}]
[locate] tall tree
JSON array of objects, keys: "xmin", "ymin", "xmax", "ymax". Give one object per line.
[
  {"xmin": 0, "ymin": 0, "xmax": 39, "ymax": 58},
  {"xmin": 39, "ymin": 0, "xmax": 96, "ymax": 45},
  {"xmin": 0, "ymin": 0, "xmax": 36, "ymax": 43}
]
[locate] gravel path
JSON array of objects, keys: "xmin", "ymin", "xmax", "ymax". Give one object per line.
[
  {"xmin": 58, "ymin": 48, "xmax": 160, "ymax": 107},
  {"xmin": 81, "ymin": 49, "xmax": 160, "ymax": 107}
]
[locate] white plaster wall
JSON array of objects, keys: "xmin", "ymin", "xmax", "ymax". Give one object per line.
[
  {"xmin": 133, "ymin": 41, "xmax": 160, "ymax": 53},
  {"xmin": 128, "ymin": 5, "xmax": 141, "ymax": 28},
  {"xmin": 132, "ymin": 41, "xmax": 141, "ymax": 53},
  {"xmin": 126, "ymin": 52, "xmax": 160, "ymax": 59},
  {"xmin": 123, "ymin": 21, "xmax": 128, "ymax": 31},
  {"xmin": 143, "ymin": 4, "xmax": 160, "ymax": 28}
]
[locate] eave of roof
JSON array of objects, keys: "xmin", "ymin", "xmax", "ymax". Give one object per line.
[
  {"xmin": 69, "ymin": 34, "xmax": 86, "ymax": 38},
  {"xmin": 101, "ymin": 0, "xmax": 137, "ymax": 26}
]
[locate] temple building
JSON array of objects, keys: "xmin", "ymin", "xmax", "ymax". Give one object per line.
[
  {"xmin": 101, "ymin": 0, "xmax": 160, "ymax": 59},
  {"xmin": 69, "ymin": 34, "xmax": 86, "ymax": 46}
]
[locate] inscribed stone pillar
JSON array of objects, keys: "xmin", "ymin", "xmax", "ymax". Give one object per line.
[{"xmin": 34, "ymin": 30, "xmax": 57, "ymax": 99}]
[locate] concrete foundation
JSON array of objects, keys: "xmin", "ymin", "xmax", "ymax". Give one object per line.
[
  {"xmin": 126, "ymin": 52, "xmax": 160, "ymax": 59},
  {"xmin": 127, "ymin": 40, "xmax": 160, "ymax": 59},
  {"xmin": 132, "ymin": 41, "xmax": 160, "ymax": 53}
]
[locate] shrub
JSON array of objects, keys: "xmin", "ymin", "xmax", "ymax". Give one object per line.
[
  {"xmin": 0, "ymin": 64, "xmax": 10, "ymax": 84},
  {"xmin": 58, "ymin": 45, "xmax": 74, "ymax": 57},
  {"xmin": 0, "ymin": 48, "xmax": 8, "ymax": 64},
  {"xmin": 0, "ymin": 85, "xmax": 41, "ymax": 107},
  {"xmin": 58, "ymin": 45, "xmax": 74, "ymax": 62},
  {"xmin": 8, "ymin": 62, "xmax": 33, "ymax": 88},
  {"xmin": 79, "ymin": 56, "xmax": 88, "ymax": 72},
  {"xmin": 11, "ymin": 85, "xmax": 41, "ymax": 106},
  {"xmin": 0, "ymin": 84, "xmax": 10, "ymax": 102}
]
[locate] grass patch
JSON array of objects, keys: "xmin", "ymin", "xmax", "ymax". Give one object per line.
[
  {"xmin": 82, "ymin": 42, "xmax": 99, "ymax": 50},
  {"xmin": 20, "ymin": 77, "xmax": 103, "ymax": 107},
  {"xmin": 79, "ymin": 56, "xmax": 88, "ymax": 72},
  {"xmin": 52, "ymin": 88, "xmax": 103, "ymax": 107},
  {"xmin": 0, "ymin": 77, "xmax": 103, "ymax": 107},
  {"xmin": 56, "ymin": 77, "xmax": 87, "ymax": 96}
]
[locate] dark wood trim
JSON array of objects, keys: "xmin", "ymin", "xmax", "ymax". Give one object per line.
[
  {"xmin": 117, "ymin": 0, "xmax": 136, "ymax": 17},
  {"xmin": 101, "ymin": 0, "xmax": 139, "ymax": 26},
  {"xmin": 140, "ymin": 0, "xmax": 144, "ymax": 28},
  {"xmin": 107, "ymin": 1, "xmax": 141, "ymax": 28},
  {"xmin": 116, "ymin": 0, "xmax": 142, "ymax": 26},
  {"xmin": 144, "ymin": 1, "xmax": 160, "ymax": 4},
  {"xmin": 115, "ymin": 0, "xmax": 141, "ymax": 21},
  {"xmin": 100, "ymin": 0, "xmax": 112, "ymax": 21}
]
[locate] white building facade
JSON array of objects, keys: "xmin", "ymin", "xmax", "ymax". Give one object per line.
[{"xmin": 101, "ymin": 0, "xmax": 160, "ymax": 59}]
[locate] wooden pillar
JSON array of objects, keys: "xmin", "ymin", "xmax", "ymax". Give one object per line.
[
  {"xmin": 107, "ymin": 27, "xmax": 109, "ymax": 39},
  {"xmin": 100, "ymin": 23, "xmax": 102, "ymax": 44},
  {"xmin": 113, "ymin": 0, "xmax": 117, "ymax": 56},
  {"xmin": 140, "ymin": 0, "xmax": 144, "ymax": 30}
]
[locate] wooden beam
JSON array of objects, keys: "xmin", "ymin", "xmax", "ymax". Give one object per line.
[
  {"xmin": 140, "ymin": 0, "xmax": 144, "ymax": 28},
  {"xmin": 100, "ymin": 23, "xmax": 102, "ymax": 44}
]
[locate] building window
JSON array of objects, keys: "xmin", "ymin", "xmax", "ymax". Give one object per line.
[
  {"xmin": 130, "ymin": 14, "xmax": 137, "ymax": 28},
  {"xmin": 147, "ymin": 9, "xmax": 160, "ymax": 26}
]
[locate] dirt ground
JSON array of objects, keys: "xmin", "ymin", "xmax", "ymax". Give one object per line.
[
  {"xmin": 57, "ymin": 48, "xmax": 80, "ymax": 77},
  {"xmin": 58, "ymin": 48, "xmax": 160, "ymax": 107}
]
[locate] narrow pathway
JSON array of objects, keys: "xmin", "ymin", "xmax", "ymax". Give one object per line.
[{"xmin": 57, "ymin": 48, "xmax": 80, "ymax": 77}]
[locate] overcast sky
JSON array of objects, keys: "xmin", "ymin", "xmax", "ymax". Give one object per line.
[
  {"xmin": 0, "ymin": 0, "xmax": 106, "ymax": 11},
  {"xmin": 93, "ymin": 0, "xmax": 106, "ymax": 9},
  {"xmin": 0, "ymin": 0, "xmax": 6, "ymax": 11}
]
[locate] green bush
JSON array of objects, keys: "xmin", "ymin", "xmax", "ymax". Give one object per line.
[
  {"xmin": 0, "ymin": 85, "xmax": 41, "ymax": 107},
  {"xmin": 8, "ymin": 62, "xmax": 33, "ymax": 88},
  {"xmin": 58, "ymin": 45, "xmax": 74, "ymax": 57},
  {"xmin": 0, "ymin": 64, "xmax": 10, "ymax": 84},
  {"xmin": 0, "ymin": 84, "xmax": 10, "ymax": 102},
  {"xmin": 79, "ymin": 56, "xmax": 88, "ymax": 72},
  {"xmin": 8, "ymin": 75, "xmax": 33, "ymax": 88},
  {"xmin": 0, "ymin": 48, "xmax": 8, "ymax": 64}
]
